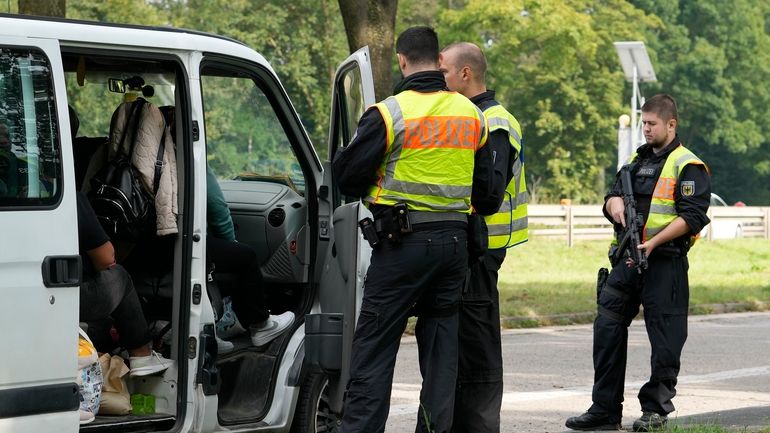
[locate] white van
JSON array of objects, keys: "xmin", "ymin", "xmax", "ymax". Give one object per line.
[{"xmin": 0, "ymin": 14, "xmax": 374, "ymax": 433}]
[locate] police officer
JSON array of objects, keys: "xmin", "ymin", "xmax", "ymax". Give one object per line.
[
  {"xmin": 332, "ymin": 27, "xmax": 501, "ymax": 433},
  {"xmin": 566, "ymin": 94, "xmax": 711, "ymax": 432},
  {"xmin": 438, "ymin": 42, "xmax": 527, "ymax": 433}
]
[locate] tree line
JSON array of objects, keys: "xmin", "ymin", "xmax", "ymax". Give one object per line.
[{"xmin": 12, "ymin": 0, "xmax": 770, "ymax": 205}]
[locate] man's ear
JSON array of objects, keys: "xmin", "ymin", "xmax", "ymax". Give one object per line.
[
  {"xmin": 397, "ymin": 53, "xmax": 407, "ymax": 72},
  {"xmin": 461, "ymin": 65, "xmax": 472, "ymax": 81},
  {"xmin": 668, "ymin": 118, "xmax": 677, "ymax": 131}
]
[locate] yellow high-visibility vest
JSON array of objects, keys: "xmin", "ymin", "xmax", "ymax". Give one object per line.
[
  {"xmin": 483, "ymin": 104, "xmax": 528, "ymax": 248},
  {"xmin": 614, "ymin": 144, "xmax": 709, "ymax": 247},
  {"xmin": 365, "ymin": 90, "xmax": 487, "ymax": 213}
]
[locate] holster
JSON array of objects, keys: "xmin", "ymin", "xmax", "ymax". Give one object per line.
[
  {"xmin": 596, "ymin": 267, "xmax": 609, "ymax": 303},
  {"xmin": 467, "ymin": 213, "xmax": 488, "ymax": 265},
  {"xmin": 358, "ymin": 217, "xmax": 381, "ymax": 248}
]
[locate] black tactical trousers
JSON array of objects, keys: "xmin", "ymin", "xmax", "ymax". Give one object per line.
[
  {"xmin": 341, "ymin": 226, "xmax": 468, "ymax": 433},
  {"xmin": 452, "ymin": 248, "xmax": 506, "ymax": 433},
  {"xmin": 589, "ymin": 253, "xmax": 690, "ymax": 422}
]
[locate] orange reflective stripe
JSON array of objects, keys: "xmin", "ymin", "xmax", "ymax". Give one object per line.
[
  {"xmin": 653, "ymin": 177, "xmax": 676, "ymax": 201},
  {"xmin": 403, "ymin": 116, "xmax": 481, "ymax": 150}
]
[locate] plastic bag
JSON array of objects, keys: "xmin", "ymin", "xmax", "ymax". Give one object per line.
[
  {"xmin": 98, "ymin": 353, "xmax": 132, "ymax": 415},
  {"xmin": 77, "ymin": 329, "xmax": 103, "ymax": 422},
  {"xmin": 216, "ymin": 296, "xmax": 246, "ymax": 339}
]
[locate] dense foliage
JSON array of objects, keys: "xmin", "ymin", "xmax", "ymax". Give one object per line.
[{"xmin": 61, "ymin": 0, "xmax": 770, "ymax": 204}]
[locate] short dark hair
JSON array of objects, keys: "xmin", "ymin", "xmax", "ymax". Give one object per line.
[
  {"xmin": 396, "ymin": 26, "xmax": 439, "ymax": 65},
  {"xmin": 442, "ymin": 42, "xmax": 487, "ymax": 83},
  {"xmin": 642, "ymin": 94, "xmax": 678, "ymax": 122}
]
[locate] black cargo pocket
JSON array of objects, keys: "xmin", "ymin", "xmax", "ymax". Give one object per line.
[{"xmin": 596, "ymin": 267, "xmax": 609, "ymax": 303}]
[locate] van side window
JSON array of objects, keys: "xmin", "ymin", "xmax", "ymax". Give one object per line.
[
  {"xmin": 201, "ymin": 74, "xmax": 305, "ymax": 194},
  {"xmin": 0, "ymin": 48, "xmax": 61, "ymax": 206},
  {"xmin": 340, "ymin": 66, "xmax": 365, "ymax": 146}
]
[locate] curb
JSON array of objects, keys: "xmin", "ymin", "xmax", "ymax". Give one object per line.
[{"xmin": 500, "ymin": 301, "xmax": 769, "ymax": 329}]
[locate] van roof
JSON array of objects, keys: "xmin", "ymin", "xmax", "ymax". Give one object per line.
[{"xmin": 0, "ymin": 13, "xmax": 272, "ymax": 72}]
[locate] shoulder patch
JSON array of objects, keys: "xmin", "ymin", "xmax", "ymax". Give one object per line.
[{"xmin": 681, "ymin": 180, "xmax": 695, "ymax": 197}]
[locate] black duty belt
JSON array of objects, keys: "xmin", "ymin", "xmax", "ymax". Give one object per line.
[{"xmin": 374, "ymin": 210, "xmax": 467, "ymax": 232}]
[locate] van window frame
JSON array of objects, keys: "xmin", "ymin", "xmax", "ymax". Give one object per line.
[
  {"xmin": 199, "ymin": 54, "xmax": 321, "ymax": 273},
  {"xmin": 60, "ymin": 46, "xmax": 194, "ymax": 433}
]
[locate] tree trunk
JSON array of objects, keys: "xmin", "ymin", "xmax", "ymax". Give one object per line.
[
  {"xmin": 338, "ymin": 0, "xmax": 398, "ymax": 101},
  {"xmin": 19, "ymin": 0, "xmax": 66, "ymax": 17}
]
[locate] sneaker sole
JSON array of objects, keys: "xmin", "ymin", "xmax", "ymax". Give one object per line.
[
  {"xmin": 130, "ymin": 363, "xmax": 170, "ymax": 377},
  {"xmin": 251, "ymin": 320, "xmax": 294, "ymax": 346}
]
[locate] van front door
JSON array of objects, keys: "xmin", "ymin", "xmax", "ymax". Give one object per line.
[
  {"xmin": 311, "ymin": 46, "xmax": 375, "ymax": 417},
  {"xmin": 0, "ymin": 38, "xmax": 80, "ymax": 431}
]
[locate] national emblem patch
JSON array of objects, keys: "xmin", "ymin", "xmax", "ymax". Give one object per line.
[{"xmin": 681, "ymin": 180, "xmax": 695, "ymax": 197}]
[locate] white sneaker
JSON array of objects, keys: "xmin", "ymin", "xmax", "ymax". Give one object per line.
[
  {"xmin": 217, "ymin": 336, "xmax": 235, "ymax": 354},
  {"xmin": 250, "ymin": 312, "xmax": 295, "ymax": 347},
  {"xmin": 129, "ymin": 351, "xmax": 173, "ymax": 377}
]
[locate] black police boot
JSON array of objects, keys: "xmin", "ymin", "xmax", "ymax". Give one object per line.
[
  {"xmin": 565, "ymin": 411, "xmax": 622, "ymax": 431},
  {"xmin": 632, "ymin": 411, "xmax": 667, "ymax": 432}
]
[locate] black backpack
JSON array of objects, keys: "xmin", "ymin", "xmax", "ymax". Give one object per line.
[{"xmin": 89, "ymin": 98, "xmax": 166, "ymax": 241}]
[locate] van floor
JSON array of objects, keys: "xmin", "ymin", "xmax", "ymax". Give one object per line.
[{"xmin": 216, "ymin": 333, "xmax": 281, "ymax": 424}]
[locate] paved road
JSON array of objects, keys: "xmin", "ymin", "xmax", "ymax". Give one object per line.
[{"xmin": 386, "ymin": 312, "xmax": 770, "ymax": 432}]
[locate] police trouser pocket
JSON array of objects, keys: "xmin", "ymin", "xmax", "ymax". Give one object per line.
[
  {"xmin": 596, "ymin": 267, "xmax": 609, "ymax": 303},
  {"xmin": 597, "ymin": 269, "xmax": 634, "ymax": 325}
]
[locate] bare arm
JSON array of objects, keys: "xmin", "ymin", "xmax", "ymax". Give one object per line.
[{"xmin": 86, "ymin": 240, "xmax": 116, "ymax": 271}]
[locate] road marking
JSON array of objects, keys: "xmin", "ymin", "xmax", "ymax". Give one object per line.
[{"xmin": 388, "ymin": 365, "xmax": 770, "ymax": 418}]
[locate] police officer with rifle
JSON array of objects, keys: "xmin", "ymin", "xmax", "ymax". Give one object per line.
[{"xmin": 566, "ymin": 94, "xmax": 711, "ymax": 432}]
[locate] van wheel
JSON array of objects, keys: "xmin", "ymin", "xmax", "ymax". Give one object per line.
[{"xmin": 291, "ymin": 372, "xmax": 341, "ymax": 433}]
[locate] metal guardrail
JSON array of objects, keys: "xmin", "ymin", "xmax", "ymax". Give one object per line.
[{"xmin": 529, "ymin": 205, "xmax": 770, "ymax": 246}]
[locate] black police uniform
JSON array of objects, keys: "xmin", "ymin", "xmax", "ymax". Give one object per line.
[
  {"xmin": 587, "ymin": 136, "xmax": 710, "ymax": 423},
  {"xmin": 452, "ymin": 91, "xmax": 516, "ymax": 433},
  {"xmin": 332, "ymin": 71, "xmax": 502, "ymax": 433}
]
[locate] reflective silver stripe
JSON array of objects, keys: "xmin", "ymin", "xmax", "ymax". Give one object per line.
[
  {"xmin": 674, "ymin": 152, "xmax": 700, "ymax": 174},
  {"xmin": 476, "ymin": 105, "xmax": 487, "ymax": 148},
  {"xmin": 498, "ymin": 191, "xmax": 528, "ymax": 213},
  {"xmin": 375, "ymin": 193, "xmax": 469, "ymax": 211},
  {"xmin": 381, "ymin": 97, "xmax": 405, "ymax": 183},
  {"xmin": 512, "ymin": 158, "xmax": 524, "ymax": 196},
  {"xmin": 381, "ymin": 178, "xmax": 471, "ymax": 199},
  {"xmin": 487, "ymin": 217, "xmax": 528, "ymax": 236},
  {"xmin": 410, "ymin": 211, "xmax": 467, "ymax": 224},
  {"xmin": 487, "ymin": 116, "xmax": 522, "ymax": 146},
  {"xmin": 649, "ymin": 203, "xmax": 677, "ymax": 215}
]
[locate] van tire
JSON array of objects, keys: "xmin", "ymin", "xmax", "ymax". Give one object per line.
[{"xmin": 291, "ymin": 371, "xmax": 341, "ymax": 433}]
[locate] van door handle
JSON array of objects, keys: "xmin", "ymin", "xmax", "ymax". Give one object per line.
[{"xmin": 41, "ymin": 255, "xmax": 82, "ymax": 288}]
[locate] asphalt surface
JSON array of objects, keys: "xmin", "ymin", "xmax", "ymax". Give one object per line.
[{"xmin": 386, "ymin": 311, "xmax": 770, "ymax": 432}]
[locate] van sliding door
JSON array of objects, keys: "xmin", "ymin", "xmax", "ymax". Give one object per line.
[{"xmin": 0, "ymin": 38, "xmax": 80, "ymax": 432}]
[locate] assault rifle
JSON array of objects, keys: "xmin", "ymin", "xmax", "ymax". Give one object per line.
[{"xmin": 610, "ymin": 165, "xmax": 648, "ymax": 273}]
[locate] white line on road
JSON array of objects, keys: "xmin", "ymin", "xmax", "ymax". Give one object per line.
[{"xmin": 388, "ymin": 365, "xmax": 770, "ymax": 418}]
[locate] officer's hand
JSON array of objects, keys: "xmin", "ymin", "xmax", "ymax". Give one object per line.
[
  {"xmin": 637, "ymin": 240, "xmax": 655, "ymax": 257},
  {"xmin": 606, "ymin": 196, "xmax": 625, "ymax": 227}
]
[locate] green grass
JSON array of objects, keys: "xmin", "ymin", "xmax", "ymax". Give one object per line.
[
  {"xmin": 498, "ymin": 237, "xmax": 770, "ymax": 328},
  {"xmin": 664, "ymin": 424, "xmax": 770, "ymax": 433}
]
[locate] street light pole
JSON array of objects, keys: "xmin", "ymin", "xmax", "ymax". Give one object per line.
[{"xmin": 614, "ymin": 41, "xmax": 656, "ymax": 171}]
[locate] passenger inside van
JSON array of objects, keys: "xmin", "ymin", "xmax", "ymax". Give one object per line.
[
  {"xmin": 77, "ymin": 192, "xmax": 173, "ymax": 376},
  {"xmin": 73, "ymin": 105, "xmax": 172, "ymax": 377},
  {"xmin": 206, "ymin": 164, "xmax": 294, "ymax": 352},
  {"xmin": 0, "ymin": 122, "xmax": 33, "ymax": 198}
]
